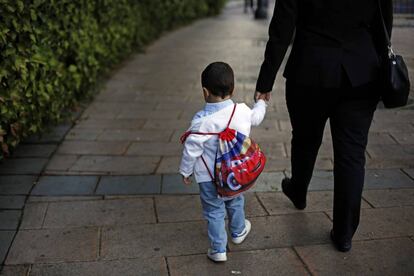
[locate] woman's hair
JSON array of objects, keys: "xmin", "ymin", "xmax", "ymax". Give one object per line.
[{"xmin": 201, "ymin": 62, "xmax": 234, "ymax": 99}]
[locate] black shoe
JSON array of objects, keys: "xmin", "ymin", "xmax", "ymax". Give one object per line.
[
  {"xmin": 281, "ymin": 178, "xmax": 306, "ymax": 210},
  {"xmin": 330, "ymin": 230, "xmax": 352, "ymax": 252}
]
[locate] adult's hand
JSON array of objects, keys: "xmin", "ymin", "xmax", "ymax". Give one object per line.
[{"xmin": 254, "ymin": 91, "xmax": 271, "ymax": 102}]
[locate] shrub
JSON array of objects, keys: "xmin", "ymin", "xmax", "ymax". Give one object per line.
[{"xmin": 0, "ymin": 0, "xmax": 226, "ymax": 159}]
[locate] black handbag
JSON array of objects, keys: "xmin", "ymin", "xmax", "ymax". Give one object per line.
[{"xmin": 377, "ymin": 0, "xmax": 411, "ymax": 108}]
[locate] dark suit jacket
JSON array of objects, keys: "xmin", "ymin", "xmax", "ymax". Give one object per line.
[{"xmin": 256, "ymin": 0, "xmax": 393, "ymax": 92}]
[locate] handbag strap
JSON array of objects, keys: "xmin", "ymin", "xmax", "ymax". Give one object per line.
[{"xmin": 377, "ymin": 0, "xmax": 394, "ymax": 56}]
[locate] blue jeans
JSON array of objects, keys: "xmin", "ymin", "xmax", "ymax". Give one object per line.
[{"xmin": 199, "ymin": 181, "xmax": 246, "ymax": 253}]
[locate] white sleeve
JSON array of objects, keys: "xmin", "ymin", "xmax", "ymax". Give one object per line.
[
  {"xmin": 179, "ymin": 134, "xmax": 211, "ymax": 177},
  {"xmin": 251, "ymin": 99, "xmax": 267, "ymax": 126}
]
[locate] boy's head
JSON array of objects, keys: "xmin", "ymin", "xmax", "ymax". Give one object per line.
[{"xmin": 201, "ymin": 62, "xmax": 234, "ymax": 100}]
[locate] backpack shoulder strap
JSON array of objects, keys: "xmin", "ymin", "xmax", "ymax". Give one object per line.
[
  {"xmin": 226, "ymin": 103, "xmax": 237, "ymax": 129},
  {"xmin": 180, "ymin": 130, "xmax": 220, "ymax": 144},
  {"xmin": 200, "ymin": 155, "xmax": 215, "ymax": 181},
  {"xmin": 180, "ymin": 103, "xmax": 237, "ymax": 144}
]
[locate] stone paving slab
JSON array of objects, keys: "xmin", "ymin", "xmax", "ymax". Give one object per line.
[
  {"xmin": 117, "ymin": 109, "xmax": 182, "ymax": 120},
  {"xmin": 44, "ymin": 154, "xmax": 79, "ymax": 171},
  {"xmin": 366, "ymin": 132, "xmax": 399, "ymax": 145},
  {"xmin": 5, "ymin": 227, "xmax": 99, "ymax": 265},
  {"xmin": 366, "ymin": 157, "xmax": 414, "ymax": 169},
  {"xmin": 353, "ymin": 206, "xmax": 414, "ymax": 240},
  {"xmin": 20, "ymin": 203, "xmax": 48, "ymax": 229},
  {"xmin": 41, "ymin": 198, "xmax": 156, "ymax": 228},
  {"xmin": 372, "ymin": 110, "xmax": 414, "ymax": 123},
  {"xmin": 156, "ymin": 157, "xmax": 181, "ymax": 174},
  {"xmin": 0, "ymin": 176, "xmax": 36, "ymax": 195},
  {"xmin": 27, "ymin": 196, "xmax": 101, "ymax": 203},
  {"xmin": 28, "ymin": 257, "xmax": 168, "ymax": 276},
  {"xmin": 295, "ymin": 237, "xmax": 414, "ymax": 275},
  {"xmin": 155, "ymin": 193, "xmax": 267, "ymax": 223},
  {"xmin": 81, "ymin": 109, "xmax": 120, "ymax": 120},
  {"xmin": 12, "ymin": 145, "xmax": 57, "ymax": 158},
  {"xmin": 32, "ymin": 176, "xmax": 98, "ymax": 196},
  {"xmin": 0, "ymin": 265, "xmax": 28, "ymax": 276},
  {"xmin": 227, "ymin": 213, "xmax": 332, "ymax": 252},
  {"xmin": 126, "ymin": 142, "xmax": 182, "ymax": 156},
  {"xmin": 249, "ymin": 129, "xmax": 291, "ymax": 143},
  {"xmin": 264, "ymin": 157, "xmax": 291, "ymax": 172},
  {"xmin": 168, "ymin": 248, "xmax": 309, "ymax": 276},
  {"xmin": 257, "ymin": 142, "xmax": 286, "ymax": 159},
  {"xmin": 266, "ymin": 157, "xmax": 333, "ymax": 172},
  {"xmin": 0, "ymin": 231, "xmax": 15, "ymax": 266},
  {"xmin": 74, "ymin": 118, "xmax": 146, "ymax": 129},
  {"xmin": 389, "ymin": 132, "xmax": 414, "ymax": 145},
  {"xmin": 370, "ymin": 121, "xmax": 414, "ymax": 133},
  {"xmin": 23, "ymin": 124, "xmax": 72, "ymax": 144},
  {"xmin": 101, "ymin": 221, "xmax": 209, "ymax": 260},
  {"xmin": 0, "ymin": 196, "xmax": 26, "ymax": 209},
  {"xmin": 363, "ymin": 188, "xmax": 414, "ymax": 207},
  {"xmin": 324, "ymin": 206, "xmax": 414, "ymax": 240},
  {"xmin": 305, "ymin": 169, "xmax": 414, "ymax": 191},
  {"xmin": 96, "ymin": 175, "xmax": 161, "ymax": 195},
  {"xmin": 249, "ymin": 172, "xmax": 285, "ymax": 192},
  {"xmin": 257, "ymin": 191, "xmax": 371, "ymax": 215},
  {"xmin": 367, "ymin": 144, "xmax": 414, "ymax": 159},
  {"xmin": 57, "ymin": 141, "xmax": 130, "ymax": 155},
  {"xmin": 96, "ymin": 129, "xmax": 174, "ymax": 142},
  {"xmin": 142, "ymin": 119, "xmax": 189, "ymax": 130},
  {"xmin": 404, "ymin": 168, "xmax": 414, "ymax": 179},
  {"xmin": 365, "ymin": 169, "xmax": 414, "ymax": 189},
  {"xmin": 161, "ymin": 174, "xmax": 199, "ymax": 194},
  {"xmin": 69, "ymin": 156, "xmax": 160, "ymax": 174},
  {"xmin": 0, "ymin": 159, "xmax": 48, "ymax": 175},
  {"xmin": 0, "ymin": 211, "xmax": 21, "ymax": 230},
  {"xmin": 66, "ymin": 128, "xmax": 103, "ymax": 141}
]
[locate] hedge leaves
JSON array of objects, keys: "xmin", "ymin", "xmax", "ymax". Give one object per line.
[{"xmin": 0, "ymin": 0, "xmax": 226, "ymax": 159}]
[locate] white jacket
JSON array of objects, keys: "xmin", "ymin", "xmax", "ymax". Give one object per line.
[{"xmin": 179, "ymin": 100, "xmax": 267, "ymax": 183}]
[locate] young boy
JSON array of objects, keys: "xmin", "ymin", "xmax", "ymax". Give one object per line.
[{"xmin": 179, "ymin": 62, "xmax": 267, "ymax": 262}]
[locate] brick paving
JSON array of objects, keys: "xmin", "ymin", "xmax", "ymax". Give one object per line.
[{"xmin": 1, "ymin": 1, "xmax": 414, "ymax": 275}]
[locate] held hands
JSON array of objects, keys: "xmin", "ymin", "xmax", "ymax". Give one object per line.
[
  {"xmin": 254, "ymin": 91, "xmax": 271, "ymax": 102},
  {"xmin": 182, "ymin": 175, "xmax": 192, "ymax": 185}
]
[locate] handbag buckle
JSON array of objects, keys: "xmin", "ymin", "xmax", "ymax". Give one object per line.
[{"xmin": 388, "ymin": 45, "xmax": 396, "ymax": 58}]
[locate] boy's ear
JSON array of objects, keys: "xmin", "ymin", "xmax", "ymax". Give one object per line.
[{"xmin": 202, "ymin": 87, "xmax": 210, "ymax": 97}]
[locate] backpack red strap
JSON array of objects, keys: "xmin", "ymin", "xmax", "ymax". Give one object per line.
[
  {"xmin": 226, "ymin": 104, "xmax": 237, "ymax": 129},
  {"xmin": 180, "ymin": 103, "xmax": 238, "ymax": 144},
  {"xmin": 201, "ymin": 156, "xmax": 215, "ymax": 181},
  {"xmin": 181, "ymin": 104, "xmax": 237, "ymax": 181}
]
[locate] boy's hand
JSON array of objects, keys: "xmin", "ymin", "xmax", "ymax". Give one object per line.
[
  {"xmin": 254, "ymin": 91, "xmax": 271, "ymax": 102},
  {"xmin": 182, "ymin": 176, "xmax": 192, "ymax": 185}
]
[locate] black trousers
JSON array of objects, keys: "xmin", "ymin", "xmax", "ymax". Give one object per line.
[{"xmin": 285, "ymin": 78, "xmax": 380, "ymax": 241}]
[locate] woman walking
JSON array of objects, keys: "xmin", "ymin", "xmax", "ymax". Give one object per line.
[{"xmin": 254, "ymin": 0, "xmax": 392, "ymax": 252}]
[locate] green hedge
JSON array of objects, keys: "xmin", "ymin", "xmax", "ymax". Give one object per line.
[{"xmin": 0, "ymin": 0, "xmax": 226, "ymax": 158}]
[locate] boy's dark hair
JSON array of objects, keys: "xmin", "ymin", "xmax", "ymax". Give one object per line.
[{"xmin": 201, "ymin": 62, "xmax": 234, "ymax": 99}]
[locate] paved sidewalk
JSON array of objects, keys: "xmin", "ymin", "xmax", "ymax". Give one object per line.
[{"xmin": 1, "ymin": 1, "xmax": 414, "ymax": 275}]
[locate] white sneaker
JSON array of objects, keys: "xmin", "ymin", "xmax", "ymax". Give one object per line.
[
  {"xmin": 231, "ymin": 219, "xmax": 251, "ymax": 244},
  {"xmin": 207, "ymin": 248, "xmax": 227, "ymax": 262}
]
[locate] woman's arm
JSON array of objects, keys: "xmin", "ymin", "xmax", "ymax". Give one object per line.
[{"xmin": 255, "ymin": 0, "xmax": 298, "ymax": 93}]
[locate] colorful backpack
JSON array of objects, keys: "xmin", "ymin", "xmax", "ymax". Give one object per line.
[{"xmin": 180, "ymin": 104, "xmax": 266, "ymax": 198}]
